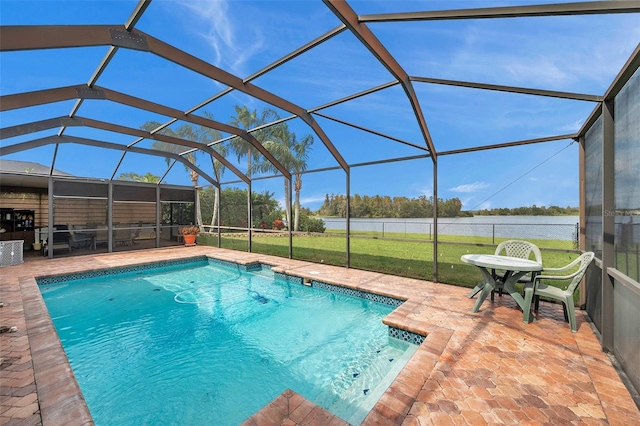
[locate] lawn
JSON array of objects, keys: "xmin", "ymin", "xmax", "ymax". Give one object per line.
[{"xmin": 198, "ymin": 232, "xmax": 580, "ymax": 290}]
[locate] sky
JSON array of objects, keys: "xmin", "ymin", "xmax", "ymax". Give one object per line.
[{"xmin": 1, "ymin": 1, "xmax": 639, "ymax": 212}]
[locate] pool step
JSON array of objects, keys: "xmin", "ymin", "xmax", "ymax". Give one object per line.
[{"xmin": 317, "ymin": 338, "xmax": 418, "ymax": 425}]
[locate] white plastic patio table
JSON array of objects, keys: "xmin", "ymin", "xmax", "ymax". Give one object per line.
[{"xmin": 461, "ymin": 254, "xmax": 542, "ymax": 319}]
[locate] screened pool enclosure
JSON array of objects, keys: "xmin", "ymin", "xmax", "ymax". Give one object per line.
[{"xmin": 1, "ymin": 0, "xmax": 639, "ymax": 396}]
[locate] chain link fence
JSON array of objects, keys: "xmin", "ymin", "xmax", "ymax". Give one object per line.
[{"xmin": 322, "ymin": 218, "xmax": 579, "ymax": 249}]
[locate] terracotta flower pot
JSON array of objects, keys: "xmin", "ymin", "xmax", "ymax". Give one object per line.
[{"xmin": 183, "ymin": 234, "xmax": 197, "ymax": 245}]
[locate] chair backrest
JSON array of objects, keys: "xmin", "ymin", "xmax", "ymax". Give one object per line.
[
  {"xmin": 95, "ymin": 226, "xmax": 109, "ymax": 241},
  {"xmin": 564, "ymin": 252, "xmax": 595, "ymax": 294},
  {"xmin": 114, "ymin": 227, "xmax": 131, "ymax": 239},
  {"xmin": 495, "ymin": 240, "xmax": 542, "ymax": 264}
]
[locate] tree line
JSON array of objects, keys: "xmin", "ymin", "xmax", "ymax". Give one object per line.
[
  {"xmin": 474, "ymin": 205, "xmax": 579, "ymax": 216},
  {"xmin": 316, "ymin": 194, "xmax": 579, "ymax": 218},
  {"xmin": 316, "ymin": 194, "xmax": 472, "ymax": 218}
]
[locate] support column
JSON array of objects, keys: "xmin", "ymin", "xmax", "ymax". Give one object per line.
[
  {"xmin": 108, "ymin": 182, "xmax": 113, "ymax": 252},
  {"xmin": 155, "ymin": 186, "xmax": 161, "ymax": 248},
  {"xmin": 216, "ymin": 185, "xmax": 221, "ymax": 248},
  {"xmin": 288, "ymin": 176, "xmax": 293, "ymax": 259},
  {"xmin": 601, "ymin": 99, "xmax": 615, "ymax": 351},
  {"xmin": 346, "ymin": 170, "xmax": 351, "ymax": 268},
  {"xmin": 47, "ymin": 177, "xmax": 54, "ymax": 259},
  {"xmin": 433, "ymin": 161, "xmax": 438, "ymax": 282},
  {"xmin": 579, "ymin": 135, "xmax": 587, "ymax": 308},
  {"xmin": 247, "ymin": 181, "xmax": 252, "ymax": 253}
]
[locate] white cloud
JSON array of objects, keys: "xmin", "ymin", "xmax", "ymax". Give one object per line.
[
  {"xmin": 300, "ymin": 194, "xmax": 328, "ymax": 206},
  {"xmin": 177, "ymin": 0, "xmax": 264, "ymax": 75},
  {"xmin": 477, "ymin": 201, "xmax": 492, "ymax": 211},
  {"xmin": 425, "ymin": 16, "xmax": 640, "ymax": 92},
  {"xmin": 416, "ymin": 186, "xmax": 433, "ymax": 198},
  {"xmin": 449, "ymin": 182, "xmax": 489, "ymax": 193}
]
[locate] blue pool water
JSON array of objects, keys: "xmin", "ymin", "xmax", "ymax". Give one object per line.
[{"xmin": 40, "ymin": 259, "xmax": 418, "ymax": 425}]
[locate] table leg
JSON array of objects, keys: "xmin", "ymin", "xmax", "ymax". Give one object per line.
[
  {"xmin": 502, "ymin": 272, "xmax": 526, "ymax": 306},
  {"xmin": 468, "ymin": 283, "xmax": 484, "ymax": 298},
  {"xmin": 472, "ymin": 267, "xmax": 496, "ymax": 313},
  {"xmin": 522, "ymin": 272, "xmax": 539, "ymax": 324}
]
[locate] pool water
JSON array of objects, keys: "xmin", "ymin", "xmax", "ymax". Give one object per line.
[{"xmin": 40, "ymin": 260, "xmax": 417, "ymax": 425}]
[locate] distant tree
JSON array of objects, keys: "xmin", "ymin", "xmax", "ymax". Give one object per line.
[
  {"xmin": 317, "ymin": 194, "xmax": 471, "ymax": 218},
  {"xmin": 475, "ymin": 205, "xmax": 579, "ymax": 216}
]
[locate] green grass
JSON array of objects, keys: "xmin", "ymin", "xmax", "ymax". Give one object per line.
[{"xmin": 198, "ymin": 232, "xmax": 580, "ymax": 288}]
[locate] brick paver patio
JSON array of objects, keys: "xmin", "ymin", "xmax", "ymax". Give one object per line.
[{"xmin": 1, "ymin": 246, "xmax": 638, "ymax": 425}]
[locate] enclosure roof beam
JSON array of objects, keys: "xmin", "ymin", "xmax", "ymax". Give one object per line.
[
  {"xmin": 323, "ymin": 0, "xmax": 437, "ymax": 161},
  {"xmin": 0, "ymin": 116, "xmax": 249, "ymax": 184},
  {"xmin": 0, "ymin": 135, "xmax": 218, "ymax": 186},
  {"xmin": 578, "ymin": 42, "xmax": 640, "ymax": 137},
  {"xmin": 189, "ymin": 24, "xmax": 347, "ymax": 114},
  {"xmin": 359, "ymin": 1, "xmax": 640, "ymax": 22},
  {"xmin": 411, "ymin": 76, "xmax": 602, "ymax": 102},
  {"xmin": 439, "ymin": 133, "xmax": 578, "ymax": 156},
  {"xmin": 64, "ymin": 0, "xmax": 152, "ymax": 129},
  {"xmin": 312, "ymin": 111, "xmax": 428, "ymax": 152},
  {"xmin": 0, "ymin": 24, "xmax": 349, "ymax": 173},
  {"xmin": 308, "ymin": 81, "xmax": 400, "ymax": 113},
  {"xmin": 0, "ymin": 84, "xmax": 288, "ymax": 179}
]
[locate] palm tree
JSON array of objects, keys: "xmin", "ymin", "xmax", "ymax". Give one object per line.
[
  {"xmin": 140, "ymin": 112, "xmax": 225, "ymax": 227},
  {"xmin": 250, "ymin": 109, "xmax": 313, "ymax": 231},
  {"xmin": 228, "ymin": 106, "xmax": 262, "ymax": 179},
  {"xmin": 116, "ymin": 172, "xmax": 160, "ymax": 183}
]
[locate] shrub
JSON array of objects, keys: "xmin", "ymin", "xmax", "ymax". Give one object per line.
[
  {"xmin": 272, "ymin": 219, "xmax": 285, "ymax": 230},
  {"xmin": 179, "ymin": 225, "xmax": 201, "ymax": 235},
  {"xmin": 298, "ymin": 215, "xmax": 325, "ymax": 233}
]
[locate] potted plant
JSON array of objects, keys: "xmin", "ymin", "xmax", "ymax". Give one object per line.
[{"xmin": 179, "ymin": 225, "xmax": 200, "ymax": 246}]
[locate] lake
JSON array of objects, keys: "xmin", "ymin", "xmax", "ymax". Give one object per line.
[{"xmin": 321, "ymin": 216, "xmax": 580, "ymax": 242}]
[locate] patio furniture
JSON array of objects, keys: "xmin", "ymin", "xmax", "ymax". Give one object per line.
[
  {"xmin": 68, "ymin": 225, "xmax": 94, "ymax": 249},
  {"xmin": 468, "ymin": 240, "xmax": 542, "ymax": 299},
  {"xmin": 43, "ymin": 225, "xmax": 71, "ymax": 255},
  {"xmin": 93, "ymin": 226, "xmax": 109, "ymax": 249},
  {"xmin": 522, "ymin": 251, "xmax": 595, "ymax": 332},
  {"xmin": 114, "ymin": 227, "xmax": 133, "ymax": 246},
  {"xmin": 461, "ymin": 254, "xmax": 543, "ymax": 316}
]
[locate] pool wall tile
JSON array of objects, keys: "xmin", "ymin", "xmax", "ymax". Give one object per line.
[
  {"xmin": 206, "ymin": 257, "xmax": 263, "ymax": 272},
  {"xmin": 310, "ymin": 280, "xmax": 404, "ymax": 307},
  {"xmin": 389, "ymin": 327, "xmax": 425, "ymax": 345},
  {"xmin": 36, "ymin": 256, "xmax": 208, "ymax": 285},
  {"xmin": 274, "ymin": 271, "xmax": 303, "ymax": 284}
]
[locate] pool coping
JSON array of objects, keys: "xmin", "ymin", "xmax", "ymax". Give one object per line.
[{"xmin": 22, "ymin": 252, "xmax": 444, "ymax": 425}]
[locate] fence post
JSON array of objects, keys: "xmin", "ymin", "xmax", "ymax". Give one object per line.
[
  {"xmin": 575, "ymin": 223, "xmax": 579, "ymax": 249},
  {"xmin": 492, "ymin": 224, "xmax": 495, "ymax": 245},
  {"xmin": 382, "ymin": 222, "xmax": 384, "ymax": 239}
]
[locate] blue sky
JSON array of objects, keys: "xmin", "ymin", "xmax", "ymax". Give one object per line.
[{"xmin": 1, "ymin": 1, "xmax": 639, "ymax": 212}]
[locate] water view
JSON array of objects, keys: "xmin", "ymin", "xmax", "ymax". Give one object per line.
[{"xmin": 322, "ymin": 215, "xmax": 580, "ymax": 242}]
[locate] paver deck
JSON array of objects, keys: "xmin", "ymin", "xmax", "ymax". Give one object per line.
[{"xmin": 1, "ymin": 246, "xmax": 638, "ymax": 425}]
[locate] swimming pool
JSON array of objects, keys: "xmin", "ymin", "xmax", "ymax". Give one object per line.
[{"xmin": 39, "ymin": 257, "xmax": 418, "ymax": 425}]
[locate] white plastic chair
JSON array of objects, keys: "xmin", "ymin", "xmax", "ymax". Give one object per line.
[{"xmin": 523, "ymin": 252, "xmax": 594, "ymax": 332}]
